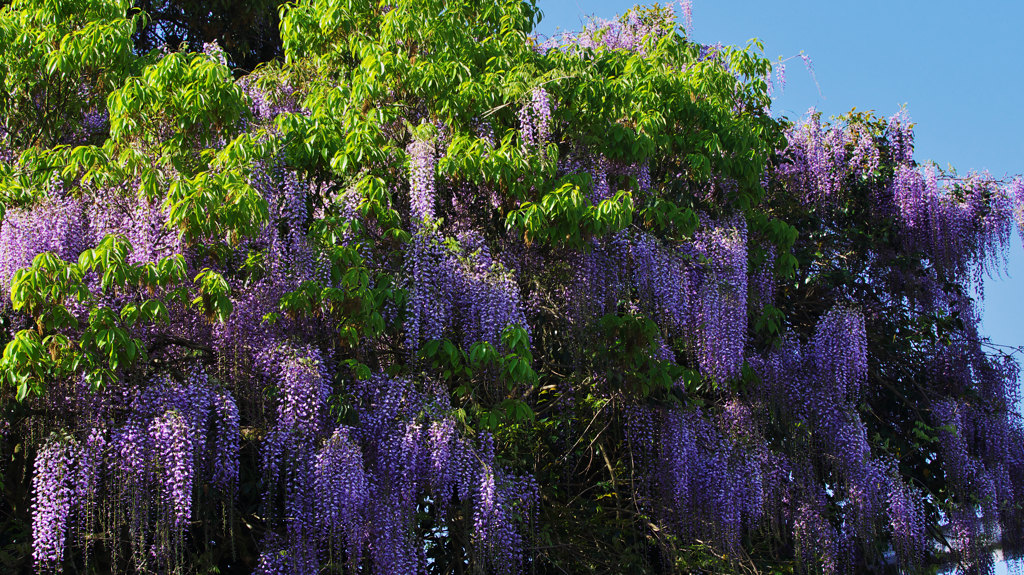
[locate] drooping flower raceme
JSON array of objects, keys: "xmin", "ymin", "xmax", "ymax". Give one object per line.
[
  {"xmin": 518, "ymin": 87, "xmax": 552, "ymax": 150},
  {"xmin": 313, "ymin": 426, "xmax": 369, "ymax": 566},
  {"xmin": 151, "ymin": 410, "xmax": 195, "ymax": 530},
  {"xmin": 408, "ymin": 136, "xmax": 437, "ymax": 225},
  {"xmin": 0, "ymin": 188, "xmax": 88, "ymax": 293},
  {"xmin": 32, "ymin": 435, "xmax": 78, "ymax": 569},
  {"xmin": 693, "ymin": 218, "xmax": 748, "ymax": 382},
  {"xmin": 811, "ymin": 306, "xmax": 868, "ymax": 398}
]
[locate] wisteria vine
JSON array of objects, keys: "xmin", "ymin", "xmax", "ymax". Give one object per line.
[{"xmin": 0, "ymin": 1, "xmax": 1022, "ymax": 574}]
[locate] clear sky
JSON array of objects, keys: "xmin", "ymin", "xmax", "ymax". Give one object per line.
[
  {"xmin": 534, "ymin": 1, "xmax": 1023, "ymax": 570},
  {"xmin": 534, "ymin": 0, "xmax": 1024, "ymax": 387}
]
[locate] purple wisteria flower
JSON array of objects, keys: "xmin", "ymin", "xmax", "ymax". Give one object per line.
[{"xmin": 32, "ymin": 435, "xmax": 78, "ymax": 569}]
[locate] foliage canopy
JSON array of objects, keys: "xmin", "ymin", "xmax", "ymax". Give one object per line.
[{"xmin": 0, "ymin": 0, "xmax": 1022, "ymax": 574}]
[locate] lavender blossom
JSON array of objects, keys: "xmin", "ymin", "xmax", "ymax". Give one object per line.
[
  {"xmin": 519, "ymin": 87, "xmax": 552, "ymax": 149},
  {"xmin": 811, "ymin": 306, "xmax": 868, "ymax": 398},
  {"xmin": 32, "ymin": 435, "xmax": 78, "ymax": 569},
  {"xmin": 408, "ymin": 136, "xmax": 437, "ymax": 224},
  {"xmin": 693, "ymin": 218, "xmax": 748, "ymax": 382},
  {"xmin": 151, "ymin": 410, "xmax": 195, "ymax": 530}
]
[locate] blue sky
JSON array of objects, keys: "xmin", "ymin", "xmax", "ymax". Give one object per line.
[
  {"xmin": 535, "ymin": 3, "xmax": 1023, "ymax": 570},
  {"xmin": 535, "ymin": 0, "xmax": 1024, "ymax": 385}
]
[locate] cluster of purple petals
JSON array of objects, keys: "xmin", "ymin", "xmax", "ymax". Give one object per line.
[
  {"xmin": 61, "ymin": 108, "xmax": 110, "ymax": 146},
  {"xmin": 240, "ymin": 78, "xmax": 300, "ymax": 122},
  {"xmin": 589, "ymin": 154, "xmax": 611, "ymax": 203},
  {"xmin": 885, "ymin": 472, "xmax": 927, "ymax": 573},
  {"xmin": 458, "ymin": 231, "xmax": 529, "ymax": 345},
  {"xmin": 349, "ymin": 375, "xmax": 427, "ymax": 572},
  {"xmin": 109, "ymin": 420, "xmax": 153, "ymax": 564},
  {"xmin": 406, "ymin": 231, "xmax": 528, "ymax": 349},
  {"xmin": 814, "ymin": 401, "xmax": 885, "ymax": 537},
  {"xmin": 474, "ymin": 117, "xmax": 497, "ymax": 148},
  {"xmin": 89, "ymin": 185, "xmax": 183, "ymax": 265},
  {"xmin": 253, "ymin": 533, "xmax": 293, "ymax": 575},
  {"xmin": 891, "ymin": 163, "xmax": 929, "ymax": 249},
  {"xmin": 254, "ymin": 552, "xmax": 291, "ymax": 575},
  {"xmin": 693, "ymin": 218, "xmax": 748, "ymax": 381},
  {"xmin": 151, "ymin": 410, "xmax": 195, "ymax": 530},
  {"xmin": 247, "ymin": 158, "xmax": 324, "ymax": 287},
  {"xmin": 90, "ymin": 374, "xmax": 238, "ymax": 570},
  {"xmin": 467, "ymin": 433, "xmax": 538, "ymax": 574},
  {"xmin": 999, "ymin": 423, "xmax": 1024, "ymax": 556},
  {"xmin": 30, "ymin": 385, "xmax": 222, "ymax": 572},
  {"xmin": 259, "ymin": 428, "xmax": 319, "ymax": 575},
  {"xmin": 281, "ymin": 166, "xmax": 319, "ymax": 283},
  {"xmin": 892, "ymin": 165, "xmax": 1013, "ymax": 281},
  {"xmin": 426, "ymin": 418, "xmax": 460, "ymax": 510},
  {"xmin": 628, "ymin": 230, "xmax": 694, "ymax": 333},
  {"xmin": 208, "ymin": 159, "xmax": 321, "ymax": 384},
  {"xmin": 623, "ymin": 404, "xmax": 657, "ymax": 478},
  {"xmin": 931, "ymin": 399, "xmax": 1012, "ymax": 573},
  {"xmin": 886, "ymin": 109, "xmax": 915, "ymax": 165},
  {"xmin": 211, "ymin": 391, "xmax": 240, "ymax": 494},
  {"xmin": 569, "ymin": 234, "xmax": 627, "ymax": 323},
  {"xmin": 770, "ymin": 61, "xmax": 786, "ymax": 97},
  {"xmin": 518, "ymin": 87, "xmax": 552, "ymax": 149},
  {"xmin": 76, "ymin": 427, "xmax": 105, "ymax": 564},
  {"xmin": 551, "ymin": 4, "xmax": 676, "ymax": 55},
  {"xmin": 641, "ymin": 405, "xmax": 779, "ymax": 555},
  {"xmin": 573, "ymin": 217, "xmax": 749, "ymax": 382},
  {"xmin": 0, "ymin": 185, "xmax": 89, "ymax": 293},
  {"xmin": 313, "ymin": 427, "xmax": 369, "ymax": 567},
  {"xmin": 793, "ymin": 492, "xmax": 839, "ymax": 575},
  {"xmin": 252, "ymin": 368, "xmax": 536, "ymax": 574},
  {"xmin": 848, "ymin": 126, "xmax": 880, "ymax": 179},
  {"xmin": 741, "ymin": 321, "xmax": 933, "ymax": 572},
  {"xmin": 202, "ymin": 40, "xmax": 229, "ymax": 66},
  {"xmin": 781, "ymin": 110, "xmax": 1017, "ymax": 288},
  {"xmin": 637, "ymin": 161, "xmax": 651, "ymax": 193},
  {"xmin": 776, "ymin": 111, "xmax": 850, "ymax": 204},
  {"xmin": 565, "ymin": 149, "xmax": 650, "ymax": 197},
  {"xmin": 803, "ymin": 382, "xmax": 882, "ymax": 525},
  {"xmin": 256, "ymin": 345, "xmax": 332, "ymax": 573},
  {"xmin": 897, "ymin": 164, "xmax": 1007, "ymax": 280},
  {"xmin": 276, "ymin": 345, "xmax": 331, "ymax": 437},
  {"xmin": 405, "ymin": 232, "xmax": 462, "ymax": 347},
  {"xmin": 948, "ymin": 506, "xmax": 996, "ymax": 575},
  {"xmin": 680, "ymin": 1, "xmax": 693, "ymax": 38},
  {"xmin": 1013, "ymin": 178, "xmax": 1024, "ymax": 249},
  {"xmin": 750, "ymin": 245, "xmax": 776, "ymax": 310},
  {"xmin": 408, "ymin": 136, "xmax": 437, "ymax": 225},
  {"xmin": 531, "ymin": 88, "xmax": 552, "ymax": 144},
  {"xmin": 472, "ymin": 464, "xmax": 537, "ymax": 574},
  {"xmin": 811, "ymin": 306, "xmax": 868, "ymax": 397},
  {"xmin": 32, "ymin": 435, "xmax": 78, "ymax": 569},
  {"xmin": 0, "ymin": 172, "xmax": 189, "ymax": 301}
]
